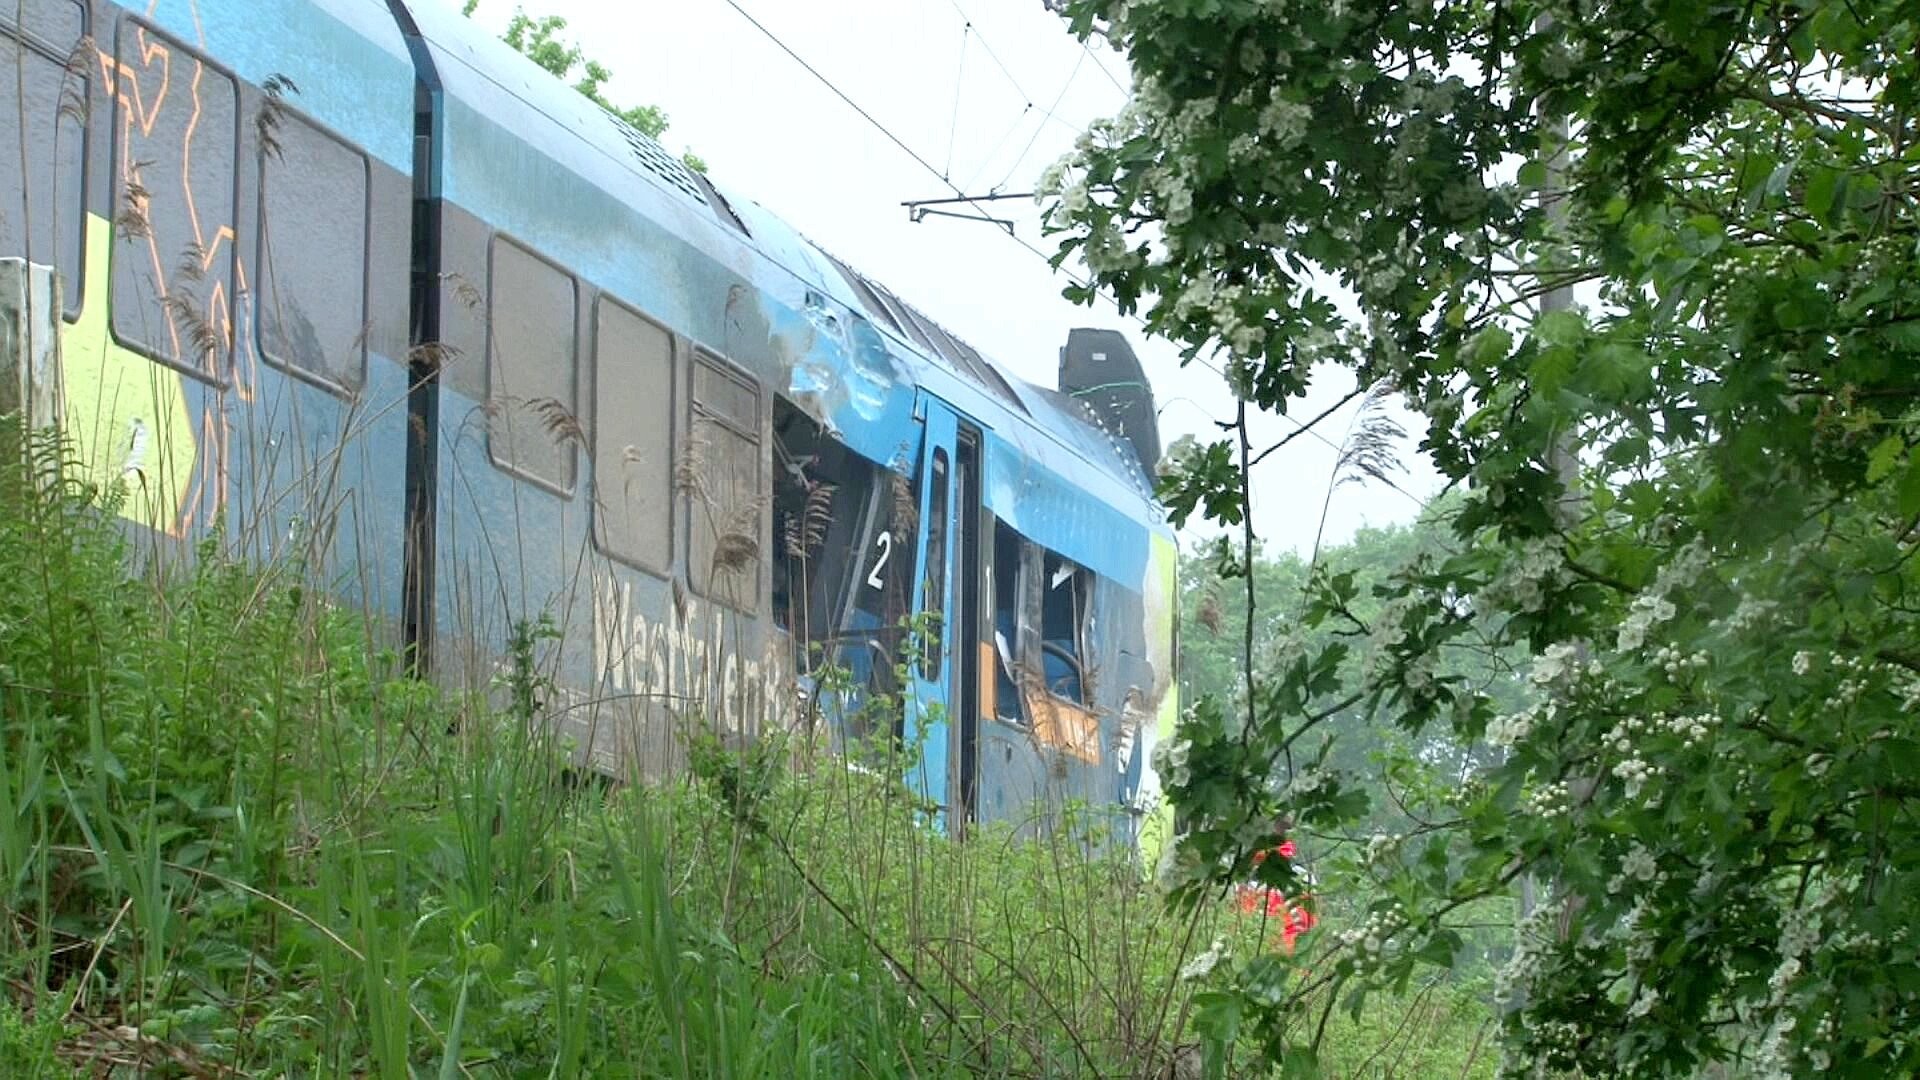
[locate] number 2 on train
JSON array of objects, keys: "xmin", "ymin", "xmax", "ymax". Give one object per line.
[{"xmin": 867, "ymin": 532, "xmax": 892, "ymax": 590}]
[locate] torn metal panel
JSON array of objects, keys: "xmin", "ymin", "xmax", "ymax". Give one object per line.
[{"xmin": 1024, "ymin": 689, "xmax": 1102, "ymax": 765}]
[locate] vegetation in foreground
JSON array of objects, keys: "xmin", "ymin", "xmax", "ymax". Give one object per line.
[
  {"xmin": 0, "ymin": 426, "xmax": 1492, "ymax": 1076},
  {"xmin": 1045, "ymin": 0, "xmax": 1920, "ymax": 1074}
]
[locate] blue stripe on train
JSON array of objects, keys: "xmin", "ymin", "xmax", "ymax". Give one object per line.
[{"xmin": 143, "ymin": 0, "xmax": 416, "ymax": 171}]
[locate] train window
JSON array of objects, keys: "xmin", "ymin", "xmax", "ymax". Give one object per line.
[
  {"xmin": 840, "ymin": 468, "xmax": 917, "ymax": 721},
  {"xmin": 772, "ymin": 398, "xmax": 876, "ymax": 658},
  {"xmin": 1040, "ymin": 551, "xmax": 1092, "ymax": 705},
  {"xmin": 990, "ymin": 521, "xmax": 1026, "ymax": 725},
  {"xmin": 688, "ymin": 351, "xmax": 762, "ymax": 611},
  {"xmin": 918, "ymin": 448, "xmax": 950, "ymax": 680},
  {"xmin": 0, "ymin": 2, "xmax": 86, "ymax": 320},
  {"xmin": 486, "ymin": 236, "xmax": 578, "ymax": 494},
  {"xmin": 259, "ymin": 110, "xmax": 370, "ymax": 391},
  {"xmin": 109, "ymin": 22, "xmax": 238, "ymax": 378},
  {"xmin": 592, "ymin": 297, "xmax": 675, "ymax": 575}
]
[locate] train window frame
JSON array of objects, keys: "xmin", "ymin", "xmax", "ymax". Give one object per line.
[
  {"xmin": 107, "ymin": 17, "xmax": 241, "ymax": 386},
  {"xmin": 918, "ymin": 447, "xmax": 950, "ymax": 682},
  {"xmin": 771, "ymin": 397, "xmax": 891, "ymax": 660},
  {"xmin": 0, "ymin": 0, "xmax": 89, "ymax": 323},
  {"xmin": 834, "ymin": 465, "xmax": 919, "ymax": 718},
  {"xmin": 685, "ymin": 347, "xmax": 764, "ymax": 613},
  {"xmin": 590, "ymin": 293, "xmax": 677, "ymax": 578},
  {"xmin": 484, "ymin": 232, "xmax": 580, "ymax": 498},
  {"xmin": 989, "ymin": 519, "xmax": 1029, "ymax": 727},
  {"xmin": 1038, "ymin": 549, "xmax": 1093, "ymax": 707},
  {"xmin": 254, "ymin": 104, "xmax": 371, "ymax": 396}
]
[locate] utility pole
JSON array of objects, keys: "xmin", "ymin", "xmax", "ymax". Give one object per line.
[{"xmin": 1510, "ymin": 12, "xmax": 1583, "ymax": 1008}]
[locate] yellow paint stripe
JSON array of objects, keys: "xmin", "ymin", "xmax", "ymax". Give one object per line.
[{"xmin": 60, "ymin": 213, "xmax": 200, "ymax": 535}]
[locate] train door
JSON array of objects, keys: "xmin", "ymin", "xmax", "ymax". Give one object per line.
[
  {"xmin": 952, "ymin": 428, "xmax": 982, "ymax": 833},
  {"xmin": 904, "ymin": 395, "xmax": 978, "ymax": 829}
]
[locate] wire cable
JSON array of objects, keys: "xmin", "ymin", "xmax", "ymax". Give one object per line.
[
  {"xmin": 1082, "ymin": 42, "xmax": 1127, "ymax": 93},
  {"xmin": 720, "ymin": 0, "xmax": 1425, "ymax": 506},
  {"xmin": 994, "ymin": 46, "xmax": 1084, "ymax": 192},
  {"xmin": 722, "ymin": 0, "xmax": 957, "ymax": 191},
  {"xmin": 944, "ymin": 25, "xmax": 968, "ymax": 179},
  {"xmin": 944, "ymin": 0, "xmax": 1036, "ymax": 107},
  {"xmin": 962, "ymin": 102, "xmax": 1035, "ymax": 193}
]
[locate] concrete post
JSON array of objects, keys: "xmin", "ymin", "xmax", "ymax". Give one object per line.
[{"xmin": 0, "ymin": 258, "xmax": 62, "ymax": 429}]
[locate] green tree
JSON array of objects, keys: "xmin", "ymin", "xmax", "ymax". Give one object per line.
[
  {"xmin": 1178, "ymin": 500, "xmax": 1516, "ymax": 840},
  {"xmin": 463, "ymin": 2, "xmax": 706, "ymax": 172},
  {"xmin": 1047, "ymin": 0, "xmax": 1920, "ymax": 1075}
]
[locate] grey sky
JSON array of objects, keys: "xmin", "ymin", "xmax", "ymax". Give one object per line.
[{"xmin": 454, "ymin": 0, "xmax": 1447, "ymax": 555}]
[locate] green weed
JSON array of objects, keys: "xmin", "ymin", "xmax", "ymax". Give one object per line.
[{"xmin": 0, "ymin": 421, "xmax": 1495, "ymax": 1077}]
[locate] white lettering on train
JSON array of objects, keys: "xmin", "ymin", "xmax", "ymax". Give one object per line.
[{"xmin": 590, "ymin": 576, "xmax": 794, "ymax": 744}]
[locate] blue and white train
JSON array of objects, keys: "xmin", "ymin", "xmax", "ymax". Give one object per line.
[{"xmin": 0, "ymin": 0, "xmax": 1178, "ymax": 849}]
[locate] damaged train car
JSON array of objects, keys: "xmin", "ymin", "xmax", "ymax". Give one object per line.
[{"xmin": 0, "ymin": 0, "xmax": 1179, "ymax": 851}]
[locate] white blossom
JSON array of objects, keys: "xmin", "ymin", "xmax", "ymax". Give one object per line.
[
  {"xmin": 1613, "ymin": 755, "xmax": 1657, "ymax": 800},
  {"xmin": 1529, "ymin": 642, "xmax": 1584, "ymax": 691},
  {"xmin": 1179, "ymin": 938, "xmax": 1229, "ymax": 981},
  {"xmin": 1488, "ymin": 710, "xmax": 1533, "ymax": 748},
  {"xmin": 1524, "ymin": 778, "xmax": 1570, "ymax": 818},
  {"xmin": 1288, "ymin": 765, "xmax": 1327, "ymax": 798},
  {"xmin": 1257, "ymin": 96, "xmax": 1312, "ymax": 148},
  {"xmin": 1620, "ymin": 845, "xmax": 1657, "ymax": 882},
  {"xmin": 1476, "ymin": 538, "xmax": 1567, "ymax": 614},
  {"xmin": 1151, "ymin": 735, "xmax": 1191, "ymax": 788},
  {"xmin": 1364, "ymin": 832, "xmax": 1397, "ymax": 865},
  {"xmin": 1725, "ymin": 596, "xmax": 1778, "ymax": 632},
  {"xmin": 1616, "ymin": 592, "xmax": 1678, "ymax": 652},
  {"xmin": 1337, "ymin": 903, "xmax": 1407, "ymax": 973}
]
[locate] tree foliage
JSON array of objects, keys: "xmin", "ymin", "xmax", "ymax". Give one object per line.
[
  {"xmin": 1046, "ymin": 0, "xmax": 1920, "ymax": 1074},
  {"xmin": 463, "ymin": 2, "xmax": 706, "ymax": 172},
  {"xmin": 1176, "ymin": 507, "xmax": 1516, "ymax": 842}
]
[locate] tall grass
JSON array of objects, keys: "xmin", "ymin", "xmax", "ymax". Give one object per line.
[{"xmin": 0, "ymin": 421, "xmax": 1493, "ymax": 1077}]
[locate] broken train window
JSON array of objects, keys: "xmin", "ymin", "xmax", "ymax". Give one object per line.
[
  {"xmin": 838, "ymin": 466, "xmax": 917, "ymax": 707},
  {"xmin": 988, "ymin": 523, "xmax": 1097, "ymax": 721},
  {"xmin": 773, "ymin": 397, "xmax": 875, "ymax": 656},
  {"xmin": 1039, "ymin": 550, "xmax": 1092, "ymax": 705},
  {"xmin": 990, "ymin": 521, "xmax": 1026, "ymax": 724}
]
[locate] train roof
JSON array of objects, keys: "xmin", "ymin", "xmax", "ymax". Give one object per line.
[
  {"xmin": 396, "ymin": 0, "xmax": 1169, "ymax": 580},
  {"xmin": 697, "ymin": 163, "xmax": 1160, "ymax": 508}
]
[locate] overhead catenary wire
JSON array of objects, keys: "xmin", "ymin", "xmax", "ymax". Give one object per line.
[
  {"xmin": 944, "ymin": 23, "xmax": 969, "ymax": 179},
  {"xmin": 719, "ymin": 0, "xmax": 1426, "ymax": 508},
  {"xmin": 991, "ymin": 46, "xmax": 1085, "ymax": 192},
  {"xmin": 1038, "ymin": 0, "xmax": 1132, "ymax": 92},
  {"xmin": 961, "ymin": 101, "xmax": 1035, "ymax": 193},
  {"xmin": 944, "ymin": 0, "xmax": 1036, "ymax": 108},
  {"xmin": 1085, "ymin": 48, "xmax": 1126, "ymax": 93}
]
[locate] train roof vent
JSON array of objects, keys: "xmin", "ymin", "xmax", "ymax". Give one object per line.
[{"xmin": 606, "ymin": 110, "xmax": 708, "ymax": 206}]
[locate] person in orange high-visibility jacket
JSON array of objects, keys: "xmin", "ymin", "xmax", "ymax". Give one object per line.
[{"xmin": 1236, "ymin": 834, "xmax": 1318, "ymax": 953}]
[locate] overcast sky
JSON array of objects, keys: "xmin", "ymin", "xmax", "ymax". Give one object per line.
[{"xmin": 451, "ymin": 0, "xmax": 1447, "ymax": 557}]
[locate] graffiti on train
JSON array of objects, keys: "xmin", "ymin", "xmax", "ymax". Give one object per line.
[{"xmin": 589, "ymin": 575, "xmax": 795, "ymax": 747}]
